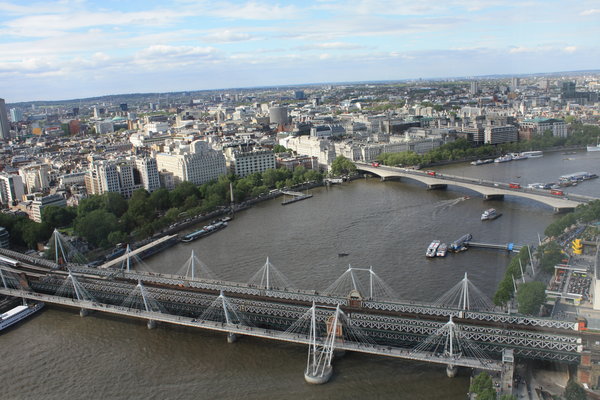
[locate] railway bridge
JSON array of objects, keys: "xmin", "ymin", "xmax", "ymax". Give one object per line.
[
  {"xmin": 355, "ymin": 163, "xmax": 596, "ymax": 212},
  {"xmin": 0, "ymin": 247, "xmax": 585, "ymax": 393}
]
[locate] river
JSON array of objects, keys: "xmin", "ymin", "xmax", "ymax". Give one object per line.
[{"xmin": 2, "ymin": 150, "xmax": 600, "ymax": 399}]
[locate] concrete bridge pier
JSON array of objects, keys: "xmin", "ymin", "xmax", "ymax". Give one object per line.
[
  {"xmin": 485, "ymin": 194, "xmax": 504, "ymax": 200},
  {"xmin": 79, "ymin": 308, "xmax": 89, "ymax": 317},
  {"xmin": 446, "ymin": 364, "xmax": 458, "ymax": 378},
  {"xmin": 227, "ymin": 332, "xmax": 238, "ymax": 343},
  {"xmin": 305, "ymin": 366, "xmax": 333, "ymax": 384},
  {"xmin": 147, "ymin": 319, "xmax": 156, "ymax": 329},
  {"xmin": 427, "ymin": 184, "xmax": 447, "ymax": 190}
]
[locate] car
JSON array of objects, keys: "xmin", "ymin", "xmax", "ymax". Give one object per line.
[
  {"xmin": 371, "ymin": 162, "xmax": 380, "ymax": 167},
  {"xmin": 550, "ymin": 190, "xmax": 564, "ymax": 196},
  {"xmin": 426, "ymin": 170, "xmax": 436, "ymax": 176}
]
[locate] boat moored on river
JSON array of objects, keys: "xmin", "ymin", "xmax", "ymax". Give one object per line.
[
  {"xmin": 481, "ymin": 208, "xmax": 502, "ymax": 221},
  {"xmin": 0, "ymin": 301, "xmax": 44, "ymax": 331},
  {"xmin": 425, "ymin": 240, "xmax": 440, "ymax": 258}
]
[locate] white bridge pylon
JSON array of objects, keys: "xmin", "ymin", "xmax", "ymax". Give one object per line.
[
  {"xmin": 121, "ymin": 280, "xmax": 165, "ymax": 328},
  {"xmin": 199, "ymin": 290, "xmax": 253, "ymax": 343},
  {"xmin": 285, "ymin": 302, "xmax": 376, "ymax": 384},
  {"xmin": 433, "ymin": 272, "xmax": 496, "ymax": 314},
  {"xmin": 412, "ymin": 315, "xmax": 493, "ymax": 377},
  {"xmin": 54, "ymin": 271, "xmax": 97, "ymax": 317},
  {"xmin": 324, "ymin": 265, "xmax": 396, "ymax": 301},
  {"xmin": 176, "ymin": 250, "xmax": 216, "ymax": 280},
  {"xmin": 248, "ymin": 257, "xmax": 294, "ymax": 290},
  {"xmin": 50, "ymin": 229, "xmax": 87, "ymax": 266},
  {"xmin": 0, "ymin": 266, "xmax": 22, "ymax": 290}
]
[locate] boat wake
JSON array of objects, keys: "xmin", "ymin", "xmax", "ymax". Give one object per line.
[{"xmin": 432, "ymin": 197, "xmax": 466, "ymax": 219}]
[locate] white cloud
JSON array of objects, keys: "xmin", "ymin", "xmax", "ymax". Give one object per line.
[
  {"xmin": 204, "ymin": 2, "xmax": 301, "ymax": 20},
  {"xmin": 580, "ymin": 9, "xmax": 600, "ymax": 16},
  {"xmin": 202, "ymin": 30, "xmax": 256, "ymax": 43},
  {"xmin": 564, "ymin": 46, "xmax": 577, "ymax": 53}
]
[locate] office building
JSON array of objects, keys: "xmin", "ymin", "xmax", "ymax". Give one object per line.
[
  {"xmin": 230, "ymin": 150, "xmax": 276, "ymax": 177},
  {"xmin": 0, "ymin": 227, "xmax": 9, "ymax": 249},
  {"xmin": 31, "ymin": 193, "xmax": 67, "ymax": 223},
  {"xmin": 19, "ymin": 164, "xmax": 51, "ymax": 194},
  {"xmin": 156, "ymin": 140, "xmax": 226, "ymax": 185},
  {"xmin": 0, "ymin": 173, "xmax": 25, "ymax": 205},
  {"xmin": 10, "ymin": 108, "xmax": 23, "ymax": 122},
  {"xmin": 0, "ymin": 98, "xmax": 10, "ymax": 140},
  {"xmin": 135, "ymin": 157, "xmax": 160, "ymax": 192}
]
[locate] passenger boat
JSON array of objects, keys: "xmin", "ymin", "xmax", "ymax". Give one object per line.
[
  {"xmin": 521, "ymin": 150, "xmax": 543, "ymax": 158},
  {"xmin": 494, "ymin": 154, "xmax": 512, "ymax": 163},
  {"xmin": 510, "ymin": 153, "xmax": 528, "ymax": 161},
  {"xmin": 426, "ymin": 240, "xmax": 441, "ymax": 258},
  {"xmin": 436, "ymin": 243, "xmax": 448, "ymax": 257},
  {"xmin": 470, "ymin": 159, "xmax": 494, "ymax": 166},
  {"xmin": 181, "ymin": 220, "xmax": 228, "ymax": 243},
  {"xmin": 449, "ymin": 234, "xmax": 472, "ymax": 252},
  {"xmin": 0, "ymin": 301, "xmax": 44, "ymax": 331},
  {"xmin": 481, "ymin": 208, "xmax": 502, "ymax": 221}
]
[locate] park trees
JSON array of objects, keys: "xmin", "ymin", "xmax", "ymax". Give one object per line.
[{"xmin": 516, "ymin": 281, "xmax": 546, "ymax": 315}]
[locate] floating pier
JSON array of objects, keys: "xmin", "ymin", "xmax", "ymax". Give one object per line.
[
  {"xmin": 466, "ymin": 242, "xmax": 522, "ymax": 252},
  {"xmin": 281, "ymin": 191, "xmax": 313, "ymax": 205}
]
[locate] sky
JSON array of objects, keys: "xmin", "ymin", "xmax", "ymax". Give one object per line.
[{"xmin": 1, "ymin": 0, "xmax": 599, "ymax": 103}]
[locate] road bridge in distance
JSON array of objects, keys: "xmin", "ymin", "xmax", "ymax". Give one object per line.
[{"xmin": 355, "ymin": 163, "xmax": 595, "ymax": 212}]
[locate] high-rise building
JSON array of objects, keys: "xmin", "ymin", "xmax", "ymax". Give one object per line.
[
  {"xmin": 562, "ymin": 81, "xmax": 576, "ymax": 98},
  {"xmin": 9, "ymin": 108, "xmax": 23, "ymax": 122},
  {"xmin": 0, "ymin": 173, "xmax": 25, "ymax": 205},
  {"xmin": 510, "ymin": 77, "xmax": 520, "ymax": 91},
  {"xmin": 469, "ymin": 81, "xmax": 480, "ymax": 95},
  {"xmin": 0, "ymin": 98, "xmax": 10, "ymax": 141},
  {"xmin": 120, "ymin": 103, "xmax": 128, "ymax": 112},
  {"xmin": 31, "ymin": 193, "xmax": 67, "ymax": 223}
]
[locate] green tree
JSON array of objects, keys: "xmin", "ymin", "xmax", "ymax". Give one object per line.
[
  {"xmin": 331, "ymin": 156, "xmax": 356, "ymax": 176},
  {"xmin": 564, "ymin": 380, "xmax": 586, "ymax": 400},
  {"xmin": 42, "ymin": 206, "xmax": 77, "ymax": 229},
  {"xmin": 517, "ymin": 281, "xmax": 546, "ymax": 315},
  {"xmin": 273, "ymin": 144, "xmax": 289, "ymax": 153},
  {"xmin": 499, "ymin": 395, "xmax": 517, "ymax": 400},
  {"xmin": 74, "ymin": 209, "xmax": 120, "ymax": 247},
  {"xmin": 537, "ymin": 241, "xmax": 564, "ymax": 273},
  {"xmin": 150, "ymin": 188, "xmax": 171, "ymax": 212},
  {"xmin": 470, "ymin": 372, "xmax": 494, "ymax": 398},
  {"xmin": 126, "ymin": 189, "xmax": 154, "ymax": 226},
  {"xmin": 170, "ymin": 181, "xmax": 200, "ymax": 208},
  {"xmin": 103, "ymin": 192, "xmax": 128, "ymax": 217}
]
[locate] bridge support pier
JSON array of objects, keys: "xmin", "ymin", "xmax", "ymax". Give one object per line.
[
  {"xmin": 79, "ymin": 308, "xmax": 89, "ymax": 317},
  {"xmin": 484, "ymin": 194, "xmax": 504, "ymax": 200},
  {"xmin": 305, "ymin": 366, "xmax": 333, "ymax": 384},
  {"xmin": 446, "ymin": 364, "xmax": 458, "ymax": 378},
  {"xmin": 227, "ymin": 332, "xmax": 237, "ymax": 343},
  {"xmin": 428, "ymin": 184, "xmax": 447, "ymax": 190},
  {"xmin": 147, "ymin": 319, "xmax": 156, "ymax": 329}
]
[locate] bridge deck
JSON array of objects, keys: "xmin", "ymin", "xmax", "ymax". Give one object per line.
[
  {"xmin": 356, "ymin": 163, "xmax": 594, "ymax": 211},
  {"xmin": 0, "ymin": 287, "xmax": 502, "ymax": 371},
  {"xmin": 99, "ymin": 235, "xmax": 177, "ymax": 269}
]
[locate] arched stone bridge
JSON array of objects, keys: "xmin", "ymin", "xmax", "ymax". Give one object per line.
[{"xmin": 355, "ymin": 162, "xmax": 592, "ymax": 212}]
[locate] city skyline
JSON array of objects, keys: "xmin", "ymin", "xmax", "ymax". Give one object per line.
[{"xmin": 1, "ymin": 0, "xmax": 599, "ymax": 103}]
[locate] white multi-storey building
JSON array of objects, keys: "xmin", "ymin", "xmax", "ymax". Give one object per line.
[
  {"xmin": 0, "ymin": 173, "xmax": 25, "ymax": 205},
  {"xmin": 156, "ymin": 140, "xmax": 226, "ymax": 185},
  {"xmin": 230, "ymin": 150, "xmax": 276, "ymax": 177},
  {"xmin": 19, "ymin": 164, "xmax": 51, "ymax": 194},
  {"xmin": 31, "ymin": 193, "xmax": 67, "ymax": 223},
  {"xmin": 135, "ymin": 157, "xmax": 160, "ymax": 192}
]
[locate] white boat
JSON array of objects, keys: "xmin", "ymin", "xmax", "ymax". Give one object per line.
[
  {"xmin": 481, "ymin": 208, "xmax": 502, "ymax": 221},
  {"xmin": 436, "ymin": 243, "xmax": 448, "ymax": 257},
  {"xmin": 587, "ymin": 144, "xmax": 600, "ymax": 152},
  {"xmin": 426, "ymin": 240, "xmax": 441, "ymax": 258},
  {"xmin": 0, "ymin": 301, "xmax": 44, "ymax": 331},
  {"xmin": 494, "ymin": 154, "xmax": 512, "ymax": 163},
  {"xmin": 510, "ymin": 153, "xmax": 527, "ymax": 161},
  {"xmin": 521, "ymin": 150, "xmax": 543, "ymax": 158}
]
